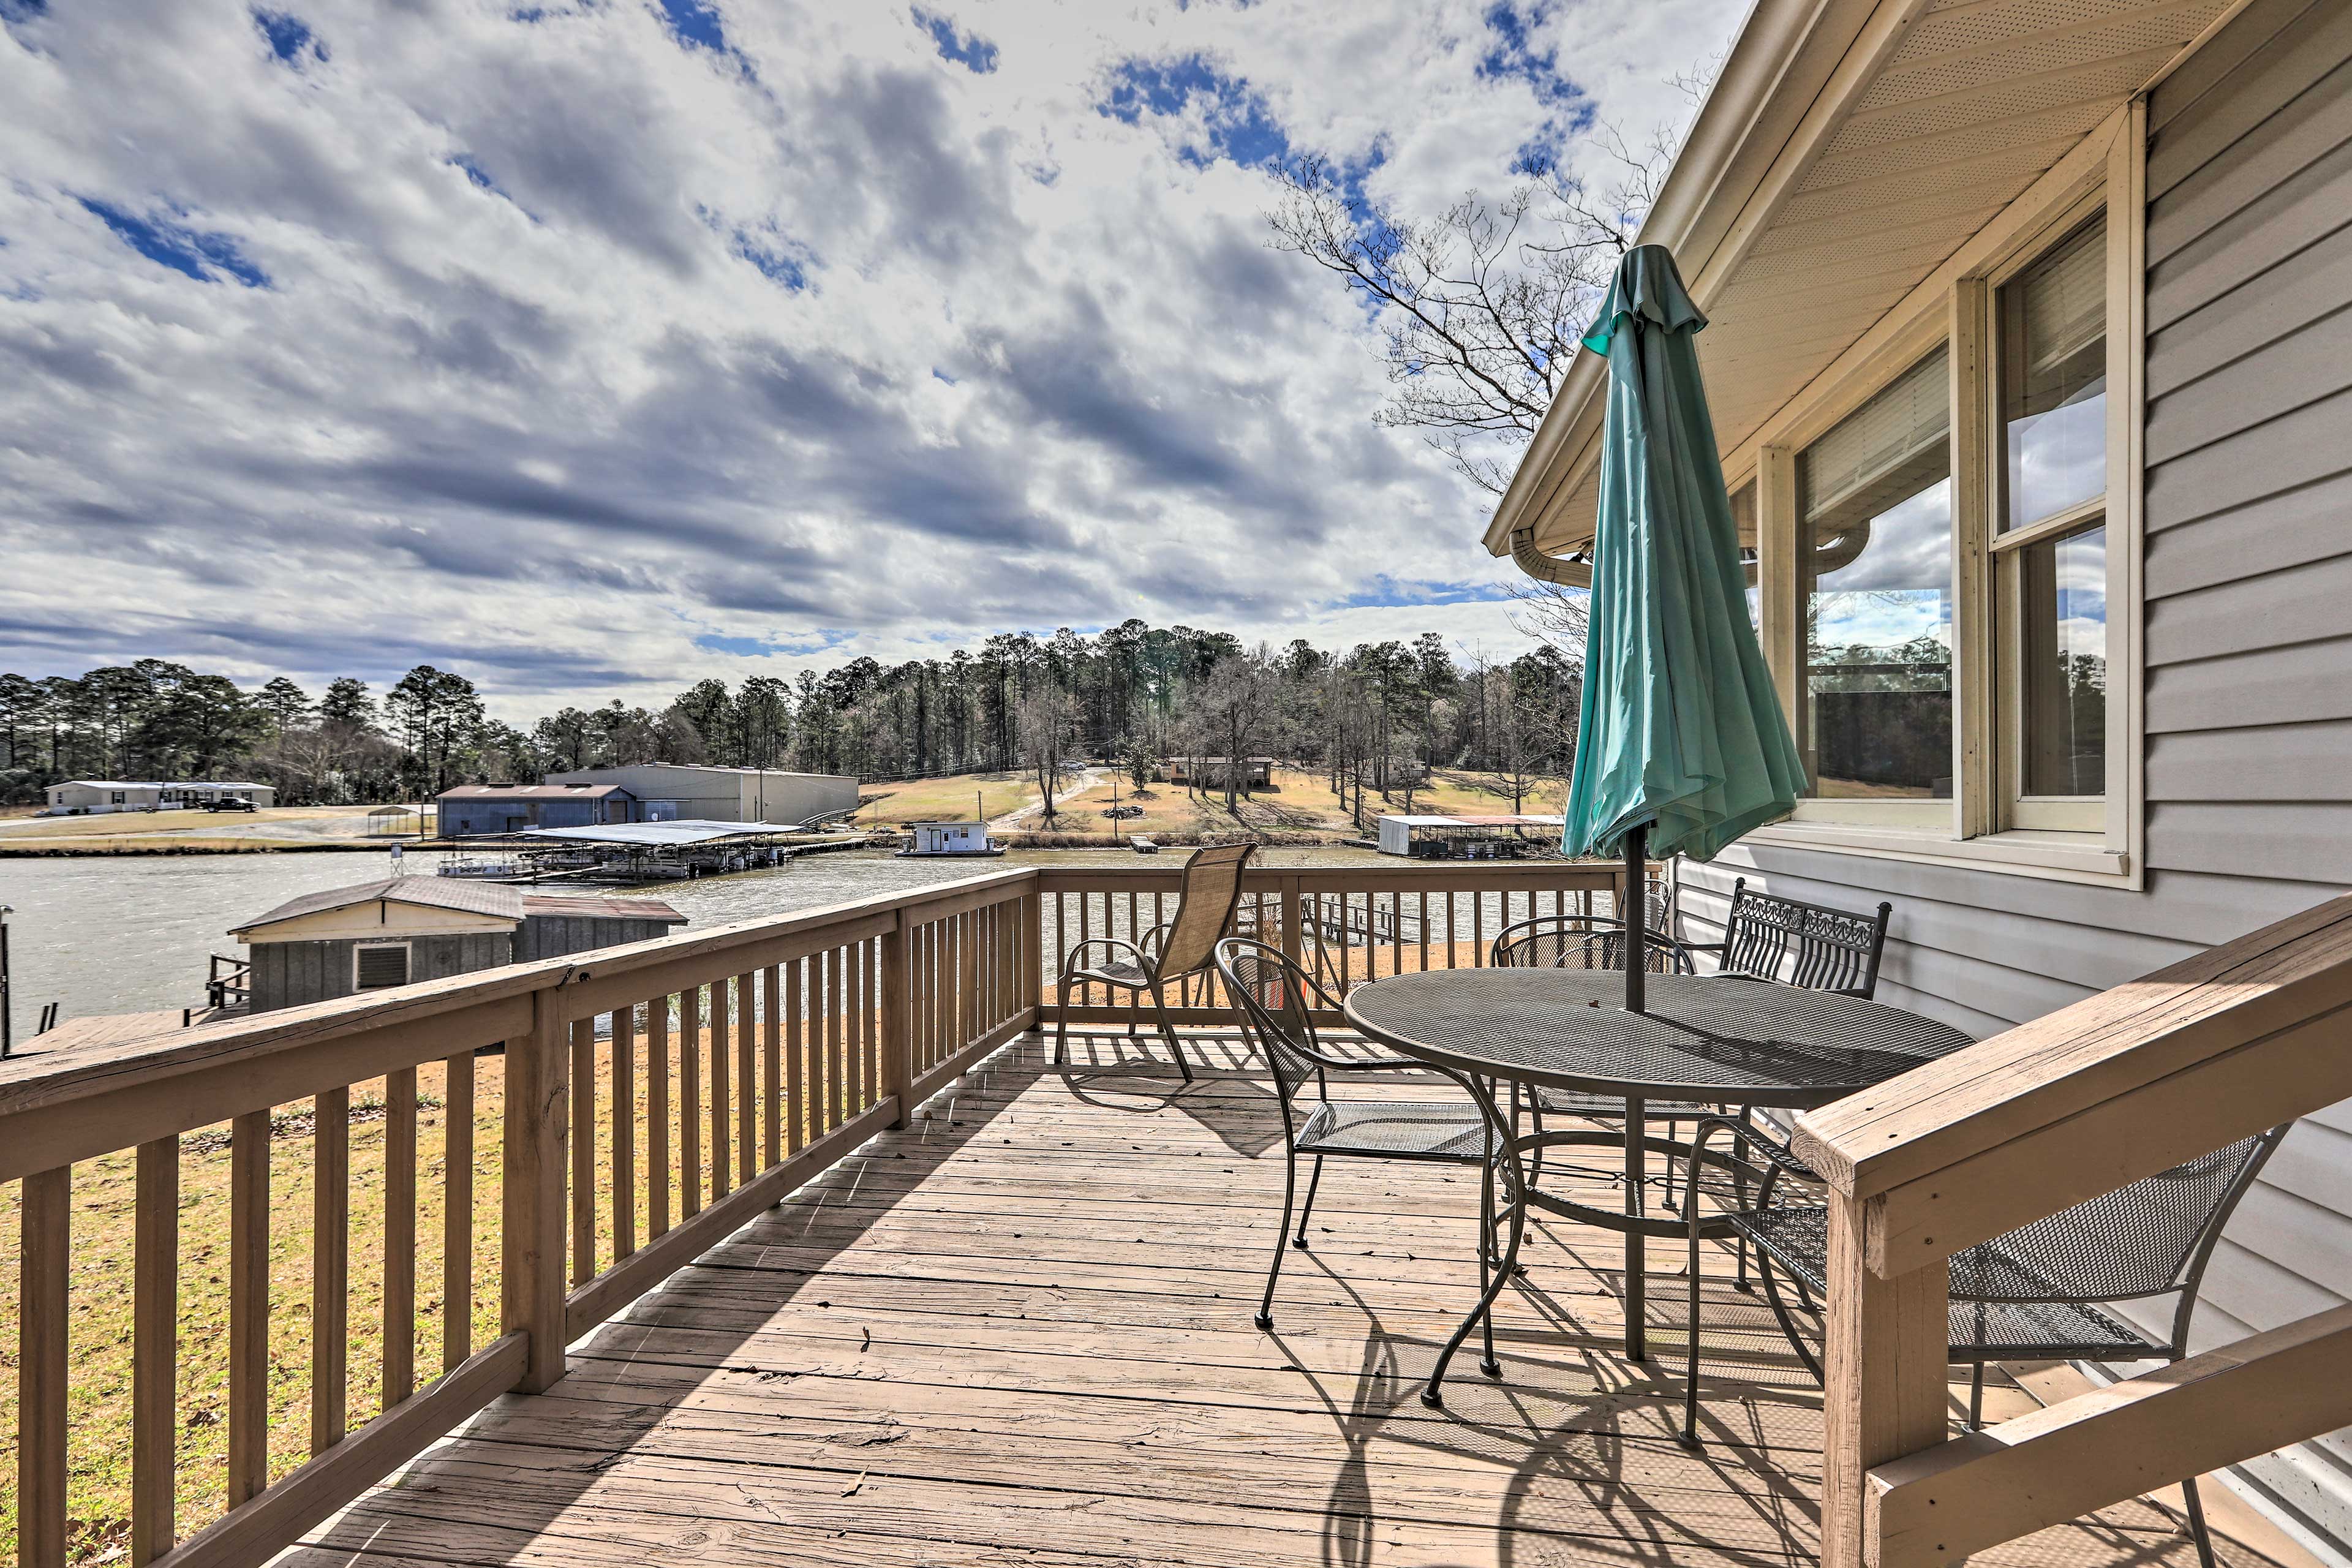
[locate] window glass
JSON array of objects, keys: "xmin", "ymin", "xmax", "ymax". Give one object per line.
[
  {"xmin": 2019, "ymin": 524, "xmax": 2107, "ymax": 796},
  {"xmin": 2001, "ymin": 217, "xmax": 2106, "ymax": 530},
  {"xmin": 1798, "ymin": 346, "xmax": 1953, "ymax": 799}
]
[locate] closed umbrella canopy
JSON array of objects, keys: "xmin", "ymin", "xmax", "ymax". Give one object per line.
[{"xmin": 1562, "ymin": 244, "xmax": 1804, "ymax": 866}]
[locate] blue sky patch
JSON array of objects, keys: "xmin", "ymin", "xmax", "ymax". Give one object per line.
[
  {"xmin": 1098, "ymin": 55, "xmax": 1288, "ymax": 170},
  {"xmin": 695, "ymin": 628, "xmax": 854, "ymax": 657},
  {"xmin": 913, "ymin": 7, "xmax": 997, "ymax": 73},
  {"xmin": 655, "ymin": 0, "xmax": 725, "ymax": 51},
  {"xmin": 253, "ymin": 9, "xmax": 325, "ymax": 64},
  {"xmin": 731, "ymin": 228, "xmax": 811, "ymax": 290},
  {"xmin": 1330, "ymin": 576, "xmax": 1516, "ymax": 611},
  {"xmin": 78, "ymin": 200, "xmax": 268, "ymax": 287},
  {"xmin": 1476, "ymin": 3, "xmax": 1594, "ymax": 172}
]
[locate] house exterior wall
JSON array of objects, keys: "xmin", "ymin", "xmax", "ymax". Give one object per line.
[
  {"xmin": 437, "ymin": 790, "xmax": 635, "ymax": 836},
  {"xmin": 1685, "ymin": 1, "xmax": 2352, "ymax": 1543},
  {"xmin": 249, "ymin": 932, "xmax": 511, "ymax": 1011}
]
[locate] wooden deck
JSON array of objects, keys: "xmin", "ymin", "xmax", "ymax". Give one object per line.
[{"xmin": 288, "ymin": 1030, "xmax": 2301, "ymax": 1568}]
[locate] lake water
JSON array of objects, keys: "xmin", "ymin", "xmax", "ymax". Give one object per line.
[{"xmin": 0, "ymin": 844, "xmax": 1386, "ymax": 1032}]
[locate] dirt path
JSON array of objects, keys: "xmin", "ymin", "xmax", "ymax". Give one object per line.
[{"xmin": 989, "ymin": 767, "xmax": 1106, "ymax": 830}]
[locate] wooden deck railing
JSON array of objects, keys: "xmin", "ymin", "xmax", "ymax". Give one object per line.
[
  {"xmin": 1795, "ymin": 892, "xmax": 2352, "ymax": 1568},
  {"xmin": 1, "ymin": 866, "xmax": 1036, "ymax": 1568},
  {"xmin": 3, "ymin": 854, "xmax": 1634, "ymax": 1568},
  {"xmin": 1037, "ymin": 860, "xmax": 1632, "ymax": 1022}
]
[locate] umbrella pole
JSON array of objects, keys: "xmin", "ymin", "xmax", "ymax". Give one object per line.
[{"xmin": 1624, "ymin": 823, "xmax": 1648, "ymax": 1014}]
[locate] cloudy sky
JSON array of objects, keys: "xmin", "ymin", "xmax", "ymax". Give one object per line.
[{"xmin": 0, "ymin": 0, "xmax": 1746, "ymax": 721}]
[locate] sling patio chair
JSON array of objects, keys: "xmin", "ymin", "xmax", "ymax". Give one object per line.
[
  {"xmin": 1213, "ymin": 937, "xmax": 1496, "ymax": 1345},
  {"xmin": 1678, "ymin": 1115, "xmax": 2292, "ymax": 1568},
  {"xmin": 1053, "ymin": 840, "xmax": 1254, "ymax": 1082}
]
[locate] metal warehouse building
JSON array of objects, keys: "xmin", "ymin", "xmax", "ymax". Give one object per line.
[{"xmin": 538, "ymin": 764, "xmax": 858, "ymax": 826}]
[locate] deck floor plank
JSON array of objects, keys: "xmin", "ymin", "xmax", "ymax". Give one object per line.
[{"xmin": 309, "ymin": 1031, "xmax": 2246, "ymax": 1568}]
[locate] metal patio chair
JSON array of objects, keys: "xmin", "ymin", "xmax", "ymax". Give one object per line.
[
  {"xmin": 1678, "ymin": 1117, "xmax": 2292, "ymax": 1568},
  {"xmin": 1684, "ymin": 876, "xmax": 1893, "ymax": 998},
  {"xmin": 1490, "ymin": 914, "xmax": 1713, "ymax": 1202},
  {"xmin": 1053, "ymin": 840, "xmax": 1254, "ymax": 1081},
  {"xmin": 1213, "ymin": 937, "xmax": 1497, "ymax": 1338}
]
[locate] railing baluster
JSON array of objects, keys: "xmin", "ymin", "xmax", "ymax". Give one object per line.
[
  {"xmin": 818, "ymin": 948, "xmax": 837, "ymax": 1131},
  {"xmin": 680, "ymin": 986, "xmax": 703, "ymax": 1216},
  {"xmin": 612, "ymin": 1008, "xmax": 636, "ymax": 1261},
  {"xmin": 785, "ymin": 961, "xmax": 805, "ymax": 1155},
  {"xmin": 230, "ymin": 1107, "xmax": 271, "ymax": 1506},
  {"xmin": 569, "ymin": 1019, "xmax": 595, "ymax": 1285},
  {"xmin": 385, "ymin": 1064, "xmax": 418, "ymax": 1408},
  {"xmin": 708, "ymin": 974, "xmax": 732, "ymax": 1201},
  {"xmin": 737, "ymin": 974, "xmax": 757, "ymax": 1182},
  {"xmin": 134, "ymin": 1136, "xmax": 179, "ymax": 1564},
  {"xmin": 312, "ymin": 1084, "xmax": 349, "ymax": 1454},
  {"xmin": 763, "ymin": 967, "xmax": 783, "ymax": 1167},
  {"xmin": 648, "ymin": 996, "xmax": 672, "ymax": 1238},
  {"xmin": 443, "ymin": 1051, "xmax": 474, "ymax": 1370},
  {"xmin": 21, "ymin": 1164, "xmax": 71, "ymax": 1568}
]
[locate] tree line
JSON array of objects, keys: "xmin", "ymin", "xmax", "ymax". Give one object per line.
[{"xmin": 0, "ymin": 618, "xmax": 1584, "ymax": 818}]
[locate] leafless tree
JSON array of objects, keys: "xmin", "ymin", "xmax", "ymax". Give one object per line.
[
  {"xmin": 1018, "ymin": 686, "xmax": 1079, "ymax": 823},
  {"xmin": 1183, "ymin": 649, "xmax": 1278, "ymax": 815},
  {"xmin": 1267, "ymin": 125, "xmax": 1678, "ymax": 497}
]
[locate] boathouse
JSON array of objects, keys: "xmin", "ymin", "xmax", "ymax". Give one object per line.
[
  {"xmin": 230, "ymin": 876, "xmax": 684, "ymax": 1011},
  {"xmin": 437, "ymin": 782, "xmax": 637, "ymax": 836}
]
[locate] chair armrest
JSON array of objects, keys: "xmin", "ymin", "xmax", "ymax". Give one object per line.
[
  {"xmin": 1059, "ymin": 937, "xmax": 1154, "ymax": 981},
  {"xmin": 1682, "ymin": 939, "xmax": 1728, "ymax": 957}
]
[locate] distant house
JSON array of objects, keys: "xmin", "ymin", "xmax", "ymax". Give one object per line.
[
  {"xmin": 230, "ymin": 875, "xmax": 685, "ymax": 1012},
  {"xmin": 437, "ymin": 782, "xmax": 637, "ymax": 837},
  {"xmin": 540, "ymin": 764, "xmax": 858, "ymax": 826},
  {"xmin": 1377, "ymin": 813, "xmax": 1563, "ymax": 859},
  {"xmin": 43, "ymin": 779, "xmax": 275, "ymax": 814},
  {"xmin": 1166, "ymin": 756, "xmax": 1274, "ymax": 789}
]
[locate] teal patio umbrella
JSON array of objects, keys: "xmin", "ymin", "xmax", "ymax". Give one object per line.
[{"xmin": 1561, "ymin": 244, "xmax": 1804, "ymax": 1008}]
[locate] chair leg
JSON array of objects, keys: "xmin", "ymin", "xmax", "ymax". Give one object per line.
[
  {"xmin": 2180, "ymin": 1474, "xmax": 2220, "ymax": 1568},
  {"xmin": 1292, "ymin": 1155, "xmax": 1325, "ymax": 1248},
  {"xmin": 1732, "ymin": 1109, "xmax": 1754, "ymax": 1291},
  {"xmin": 1126, "ymin": 989, "xmax": 1141, "ymax": 1039},
  {"xmin": 1148, "ymin": 981, "xmax": 1193, "ymax": 1082},
  {"xmin": 1257, "ymin": 1142, "xmax": 1298, "ymax": 1331},
  {"xmin": 1682, "ymin": 1194, "xmax": 1706, "ymax": 1446},
  {"xmin": 1053, "ymin": 970, "xmax": 1071, "ymax": 1065},
  {"xmin": 1968, "ymin": 1360, "xmax": 1986, "ymax": 1431}
]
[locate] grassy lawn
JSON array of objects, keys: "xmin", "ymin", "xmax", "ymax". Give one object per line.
[
  {"xmin": 0, "ymin": 1008, "xmax": 858, "ymax": 1562},
  {"xmin": 854, "ymin": 772, "xmax": 1038, "ymax": 826},
  {"xmin": 1047, "ymin": 767, "xmax": 1564, "ymax": 839},
  {"xmin": 0, "ymin": 807, "xmax": 361, "ymax": 841}
]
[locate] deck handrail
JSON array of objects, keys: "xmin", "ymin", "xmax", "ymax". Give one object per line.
[
  {"xmin": 4, "ymin": 864, "xmax": 1041, "ymax": 1568},
  {"xmin": 1792, "ymin": 892, "xmax": 2352, "ymax": 1568}
]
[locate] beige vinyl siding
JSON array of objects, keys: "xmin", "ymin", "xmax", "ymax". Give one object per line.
[{"xmin": 1685, "ymin": 0, "xmax": 2352, "ymax": 1546}]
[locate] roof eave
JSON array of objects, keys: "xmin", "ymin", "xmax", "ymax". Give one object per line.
[{"xmin": 1482, "ymin": 0, "xmax": 1885, "ymax": 562}]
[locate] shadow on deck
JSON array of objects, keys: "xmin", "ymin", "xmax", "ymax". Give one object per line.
[{"xmin": 289, "ymin": 1030, "xmax": 2301, "ymax": 1568}]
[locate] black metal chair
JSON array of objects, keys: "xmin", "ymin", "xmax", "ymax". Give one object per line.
[
  {"xmin": 1213, "ymin": 938, "xmax": 1495, "ymax": 1340},
  {"xmin": 1679, "ymin": 1117, "xmax": 2292, "ymax": 1568},
  {"xmin": 1489, "ymin": 914, "xmax": 1713, "ymax": 1200},
  {"xmin": 1054, "ymin": 841, "xmax": 1254, "ymax": 1080},
  {"xmin": 1684, "ymin": 876, "xmax": 1893, "ymax": 999}
]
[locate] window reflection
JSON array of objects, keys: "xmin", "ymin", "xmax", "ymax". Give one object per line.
[
  {"xmin": 1798, "ymin": 347, "xmax": 1953, "ymax": 799},
  {"xmin": 2002, "ymin": 217, "xmax": 2106, "ymax": 530},
  {"xmin": 2019, "ymin": 524, "xmax": 2106, "ymax": 796}
]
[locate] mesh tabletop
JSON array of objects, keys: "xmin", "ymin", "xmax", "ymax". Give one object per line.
[{"xmin": 1343, "ymin": 970, "xmax": 1972, "ymax": 1109}]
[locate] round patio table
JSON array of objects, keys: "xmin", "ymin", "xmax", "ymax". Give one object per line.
[{"xmin": 1343, "ymin": 968, "xmax": 1972, "ymax": 1402}]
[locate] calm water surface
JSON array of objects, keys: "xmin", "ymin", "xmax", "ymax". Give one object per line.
[{"xmin": 0, "ymin": 844, "xmax": 1384, "ymax": 1030}]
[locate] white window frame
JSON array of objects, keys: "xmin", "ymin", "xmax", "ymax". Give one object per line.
[
  {"xmin": 1723, "ymin": 101, "xmax": 2147, "ymax": 888},
  {"xmin": 353, "ymin": 941, "xmax": 413, "ymax": 991}
]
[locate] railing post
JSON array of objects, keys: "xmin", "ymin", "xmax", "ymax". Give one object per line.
[
  {"xmin": 880, "ymin": 913, "xmax": 911, "ymax": 1126},
  {"xmin": 502, "ymin": 986, "xmax": 570, "ymax": 1393},
  {"xmin": 20, "ymin": 1164, "xmax": 70, "ymax": 1568},
  {"xmin": 1819, "ymin": 1192, "xmax": 1950, "ymax": 1568},
  {"xmin": 1279, "ymin": 874, "xmax": 1305, "ymax": 967}
]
